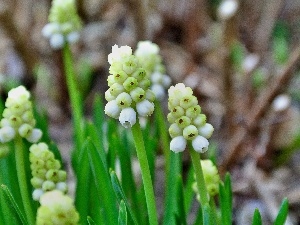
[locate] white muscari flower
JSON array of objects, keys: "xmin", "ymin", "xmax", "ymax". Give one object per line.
[
  {"xmin": 26, "ymin": 128, "xmax": 43, "ymax": 143},
  {"xmin": 151, "ymin": 84, "xmax": 165, "ymax": 100},
  {"xmin": 169, "ymin": 123, "xmax": 182, "ymax": 138},
  {"xmin": 183, "ymin": 125, "xmax": 199, "ymax": 140},
  {"xmin": 108, "ymin": 45, "xmax": 132, "ymax": 65},
  {"xmin": 119, "ymin": 107, "xmax": 137, "ymax": 128},
  {"xmin": 151, "ymin": 72, "xmax": 163, "ymax": 83},
  {"xmin": 32, "ymin": 189, "xmax": 44, "ymax": 201},
  {"xmin": 104, "ymin": 100, "xmax": 121, "ymax": 119},
  {"xmin": 116, "ymin": 92, "xmax": 132, "ymax": 109},
  {"xmin": 170, "ymin": 136, "xmax": 187, "ymax": 153},
  {"xmin": 49, "ymin": 33, "xmax": 65, "ymax": 49},
  {"xmin": 218, "ymin": 0, "xmax": 239, "ymax": 20},
  {"xmin": 0, "ymin": 127, "xmax": 15, "ymax": 143},
  {"xmin": 42, "ymin": 23, "xmax": 61, "ymax": 38},
  {"xmin": 136, "ymin": 99, "xmax": 154, "ymax": 117},
  {"xmin": 198, "ymin": 123, "xmax": 214, "ymax": 139},
  {"xmin": 272, "ymin": 94, "xmax": 291, "ymax": 112},
  {"xmin": 56, "ymin": 182, "xmax": 68, "ymax": 193},
  {"xmin": 192, "ymin": 135, "xmax": 209, "ymax": 153},
  {"xmin": 162, "ymin": 75, "xmax": 172, "ymax": 87},
  {"xmin": 66, "ymin": 31, "xmax": 80, "ymax": 43}
]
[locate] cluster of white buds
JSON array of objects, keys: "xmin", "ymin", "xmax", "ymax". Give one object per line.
[
  {"xmin": 30, "ymin": 143, "xmax": 68, "ymax": 201},
  {"xmin": 168, "ymin": 83, "xmax": 214, "ymax": 153},
  {"xmin": 0, "ymin": 86, "xmax": 42, "ymax": 143},
  {"xmin": 135, "ymin": 41, "xmax": 171, "ymax": 100},
  {"xmin": 192, "ymin": 159, "xmax": 220, "ymax": 200},
  {"xmin": 42, "ymin": 0, "xmax": 82, "ymax": 49},
  {"xmin": 36, "ymin": 190, "xmax": 79, "ymax": 225},
  {"xmin": 105, "ymin": 45, "xmax": 156, "ymax": 128}
]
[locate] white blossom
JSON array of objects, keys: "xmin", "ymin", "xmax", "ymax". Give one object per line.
[
  {"xmin": 136, "ymin": 99, "xmax": 154, "ymax": 117},
  {"xmin": 198, "ymin": 123, "xmax": 214, "ymax": 139},
  {"xmin": 192, "ymin": 135, "xmax": 209, "ymax": 153},
  {"xmin": 108, "ymin": 45, "xmax": 132, "ymax": 65},
  {"xmin": 272, "ymin": 94, "xmax": 291, "ymax": 112},
  {"xmin": 49, "ymin": 33, "xmax": 65, "ymax": 49},
  {"xmin": 26, "ymin": 128, "xmax": 43, "ymax": 143},
  {"xmin": 135, "ymin": 41, "xmax": 159, "ymax": 57},
  {"xmin": 42, "ymin": 23, "xmax": 61, "ymax": 38},
  {"xmin": 66, "ymin": 31, "xmax": 80, "ymax": 44},
  {"xmin": 32, "ymin": 189, "xmax": 44, "ymax": 201},
  {"xmin": 105, "ymin": 100, "xmax": 121, "ymax": 119},
  {"xmin": 151, "ymin": 84, "xmax": 165, "ymax": 100},
  {"xmin": 218, "ymin": 0, "xmax": 239, "ymax": 20},
  {"xmin": 170, "ymin": 136, "xmax": 187, "ymax": 153},
  {"xmin": 0, "ymin": 127, "xmax": 15, "ymax": 143},
  {"xmin": 119, "ymin": 107, "xmax": 137, "ymax": 128}
]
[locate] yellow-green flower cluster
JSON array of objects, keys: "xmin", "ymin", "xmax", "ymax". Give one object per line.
[
  {"xmin": 168, "ymin": 83, "xmax": 214, "ymax": 153},
  {"xmin": 135, "ymin": 41, "xmax": 171, "ymax": 100},
  {"xmin": 193, "ymin": 159, "xmax": 220, "ymax": 199},
  {"xmin": 30, "ymin": 143, "xmax": 67, "ymax": 201},
  {"xmin": 36, "ymin": 190, "xmax": 79, "ymax": 225},
  {"xmin": 42, "ymin": 0, "xmax": 82, "ymax": 49},
  {"xmin": 105, "ymin": 45, "xmax": 156, "ymax": 128},
  {"xmin": 0, "ymin": 86, "xmax": 42, "ymax": 144}
]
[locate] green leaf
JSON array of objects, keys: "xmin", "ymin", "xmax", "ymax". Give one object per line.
[
  {"xmin": 219, "ymin": 173, "xmax": 232, "ymax": 225},
  {"xmin": 176, "ymin": 176, "xmax": 187, "ymax": 225},
  {"xmin": 118, "ymin": 200, "xmax": 127, "ymax": 225},
  {"xmin": 1, "ymin": 185, "xmax": 28, "ymax": 225},
  {"xmin": 274, "ymin": 198, "xmax": 289, "ymax": 225},
  {"xmin": 193, "ymin": 207, "xmax": 203, "ymax": 225},
  {"xmin": 88, "ymin": 139, "xmax": 118, "ymax": 225},
  {"xmin": 203, "ymin": 204, "xmax": 212, "ymax": 225},
  {"xmin": 184, "ymin": 165, "xmax": 195, "ymax": 214},
  {"xmin": 252, "ymin": 209, "xmax": 262, "ymax": 225},
  {"xmin": 110, "ymin": 171, "xmax": 138, "ymax": 225}
]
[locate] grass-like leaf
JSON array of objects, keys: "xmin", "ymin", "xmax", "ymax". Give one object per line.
[
  {"xmin": 1, "ymin": 185, "xmax": 28, "ymax": 225},
  {"xmin": 87, "ymin": 216, "xmax": 95, "ymax": 225},
  {"xmin": 219, "ymin": 173, "xmax": 232, "ymax": 225},
  {"xmin": 252, "ymin": 208, "xmax": 262, "ymax": 225},
  {"xmin": 118, "ymin": 200, "xmax": 127, "ymax": 225},
  {"xmin": 110, "ymin": 170, "xmax": 138, "ymax": 225},
  {"xmin": 274, "ymin": 198, "xmax": 289, "ymax": 225}
]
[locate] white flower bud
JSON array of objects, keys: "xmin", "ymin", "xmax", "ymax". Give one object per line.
[
  {"xmin": 169, "ymin": 123, "xmax": 182, "ymax": 138},
  {"xmin": 198, "ymin": 123, "xmax": 214, "ymax": 139},
  {"xmin": 66, "ymin": 31, "xmax": 80, "ymax": 44},
  {"xmin": 32, "ymin": 189, "xmax": 44, "ymax": 201},
  {"xmin": 136, "ymin": 100, "xmax": 154, "ymax": 117},
  {"xmin": 119, "ymin": 107, "xmax": 136, "ymax": 128},
  {"xmin": 183, "ymin": 125, "xmax": 199, "ymax": 140},
  {"xmin": 105, "ymin": 90, "xmax": 115, "ymax": 101},
  {"xmin": 170, "ymin": 136, "xmax": 187, "ymax": 153},
  {"xmin": 49, "ymin": 33, "xmax": 65, "ymax": 49},
  {"xmin": 162, "ymin": 75, "xmax": 172, "ymax": 88},
  {"xmin": 272, "ymin": 94, "xmax": 291, "ymax": 112},
  {"xmin": 151, "ymin": 84, "xmax": 165, "ymax": 100},
  {"xmin": 192, "ymin": 135, "xmax": 209, "ymax": 153},
  {"xmin": 242, "ymin": 54, "xmax": 259, "ymax": 73},
  {"xmin": 42, "ymin": 23, "xmax": 61, "ymax": 38},
  {"xmin": 56, "ymin": 182, "xmax": 68, "ymax": 193},
  {"xmin": 218, "ymin": 0, "xmax": 238, "ymax": 21},
  {"xmin": 135, "ymin": 41, "xmax": 159, "ymax": 57},
  {"xmin": 0, "ymin": 126, "xmax": 15, "ymax": 143},
  {"xmin": 151, "ymin": 72, "xmax": 163, "ymax": 83},
  {"xmin": 18, "ymin": 124, "xmax": 33, "ymax": 138},
  {"xmin": 105, "ymin": 100, "xmax": 121, "ymax": 119},
  {"xmin": 116, "ymin": 92, "xmax": 132, "ymax": 109},
  {"xmin": 108, "ymin": 45, "xmax": 132, "ymax": 65},
  {"xmin": 26, "ymin": 128, "xmax": 43, "ymax": 143}
]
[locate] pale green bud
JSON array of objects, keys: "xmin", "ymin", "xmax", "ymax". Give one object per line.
[
  {"xmin": 186, "ymin": 105, "xmax": 201, "ymax": 119},
  {"xmin": 116, "ymin": 92, "xmax": 132, "ymax": 108},
  {"xmin": 175, "ymin": 116, "xmax": 191, "ymax": 129},
  {"xmin": 31, "ymin": 177, "xmax": 44, "ymax": 189},
  {"xmin": 107, "ymin": 75, "xmax": 116, "ymax": 87},
  {"xmin": 193, "ymin": 114, "xmax": 207, "ymax": 127},
  {"xmin": 113, "ymin": 71, "xmax": 128, "ymax": 84},
  {"xmin": 109, "ymin": 83, "xmax": 125, "ymax": 97},
  {"xmin": 130, "ymin": 87, "xmax": 145, "ymax": 102},
  {"xmin": 183, "ymin": 125, "xmax": 198, "ymax": 140},
  {"xmin": 167, "ymin": 113, "xmax": 176, "ymax": 123},
  {"xmin": 105, "ymin": 89, "xmax": 115, "ymax": 101},
  {"xmin": 180, "ymin": 95, "xmax": 198, "ymax": 109},
  {"xmin": 132, "ymin": 68, "xmax": 146, "ymax": 81},
  {"xmin": 42, "ymin": 180, "xmax": 56, "ymax": 191},
  {"xmin": 123, "ymin": 77, "xmax": 138, "ymax": 91},
  {"xmin": 138, "ymin": 79, "xmax": 151, "ymax": 90},
  {"xmin": 170, "ymin": 106, "xmax": 185, "ymax": 119},
  {"xmin": 123, "ymin": 55, "xmax": 138, "ymax": 74},
  {"xmin": 145, "ymin": 90, "xmax": 156, "ymax": 102},
  {"xmin": 169, "ymin": 123, "xmax": 182, "ymax": 138},
  {"xmin": 18, "ymin": 123, "xmax": 33, "ymax": 138}
]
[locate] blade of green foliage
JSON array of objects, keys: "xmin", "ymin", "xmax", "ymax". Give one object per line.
[
  {"xmin": 219, "ymin": 173, "xmax": 232, "ymax": 225},
  {"xmin": 106, "ymin": 119, "xmax": 118, "ymax": 169},
  {"xmin": 92, "ymin": 94, "xmax": 105, "ymax": 145},
  {"xmin": 184, "ymin": 165, "xmax": 195, "ymax": 214},
  {"xmin": 176, "ymin": 175, "xmax": 187, "ymax": 225},
  {"xmin": 193, "ymin": 207, "xmax": 203, "ymax": 225},
  {"xmin": 77, "ymin": 59, "xmax": 95, "ymax": 99},
  {"xmin": 87, "ymin": 139, "xmax": 118, "ymax": 225},
  {"xmin": 117, "ymin": 130, "xmax": 142, "ymax": 224},
  {"xmin": 274, "ymin": 198, "xmax": 289, "ymax": 225},
  {"xmin": 74, "ymin": 139, "xmax": 91, "ymax": 225},
  {"xmin": 163, "ymin": 152, "xmax": 182, "ymax": 225},
  {"xmin": 110, "ymin": 170, "xmax": 138, "ymax": 225},
  {"xmin": 87, "ymin": 216, "xmax": 95, "ymax": 225},
  {"xmin": 203, "ymin": 203, "xmax": 213, "ymax": 225},
  {"xmin": 252, "ymin": 209, "xmax": 262, "ymax": 225},
  {"xmin": 118, "ymin": 200, "xmax": 127, "ymax": 225},
  {"xmin": 1, "ymin": 185, "xmax": 28, "ymax": 225}
]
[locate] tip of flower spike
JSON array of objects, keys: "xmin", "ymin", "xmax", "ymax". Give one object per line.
[
  {"xmin": 170, "ymin": 136, "xmax": 187, "ymax": 153},
  {"xmin": 135, "ymin": 41, "xmax": 159, "ymax": 56}
]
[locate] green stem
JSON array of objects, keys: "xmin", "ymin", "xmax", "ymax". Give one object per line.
[
  {"xmin": 189, "ymin": 147, "xmax": 209, "ymax": 207},
  {"xmin": 131, "ymin": 123, "xmax": 158, "ymax": 225},
  {"xmin": 62, "ymin": 45, "xmax": 84, "ymax": 151},
  {"xmin": 154, "ymin": 101, "xmax": 170, "ymax": 173},
  {"xmin": 15, "ymin": 136, "xmax": 35, "ymax": 225}
]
